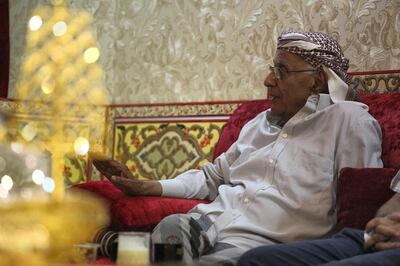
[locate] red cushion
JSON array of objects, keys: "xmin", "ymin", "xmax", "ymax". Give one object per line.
[
  {"xmin": 337, "ymin": 167, "xmax": 397, "ymax": 230},
  {"xmin": 111, "ymin": 196, "xmax": 208, "ymax": 231},
  {"xmin": 213, "ymin": 100, "xmax": 271, "ymax": 159},
  {"xmin": 73, "ymin": 180, "xmax": 124, "ymax": 202},
  {"xmin": 72, "ymin": 181, "xmax": 207, "ymax": 232},
  {"xmin": 93, "ymin": 257, "xmax": 113, "ymax": 264},
  {"xmin": 361, "ymin": 93, "xmax": 400, "ymax": 168}
]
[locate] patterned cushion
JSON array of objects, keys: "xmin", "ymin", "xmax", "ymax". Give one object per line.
[
  {"xmin": 337, "ymin": 167, "xmax": 397, "ymax": 230},
  {"xmin": 361, "ymin": 93, "xmax": 400, "ymax": 168}
]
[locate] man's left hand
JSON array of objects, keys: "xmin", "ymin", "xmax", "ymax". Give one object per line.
[{"xmin": 364, "ymin": 212, "xmax": 400, "ymax": 250}]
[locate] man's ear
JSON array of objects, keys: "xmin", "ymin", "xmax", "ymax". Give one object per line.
[{"xmin": 315, "ymin": 69, "xmax": 328, "ymax": 93}]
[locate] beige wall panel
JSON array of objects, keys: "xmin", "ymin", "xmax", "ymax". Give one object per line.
[{"xmin": 9, "ymin": 0, "xmax": 400, "ymax": 104}]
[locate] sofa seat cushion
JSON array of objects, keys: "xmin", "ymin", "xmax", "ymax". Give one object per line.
[
  {"xmin": 73, "ymin": 180, "xmax": 208, "ymax": 231},
  {"xmin": 337, "ymin": 167, "xmax": 398, "ymax": 230},
  {"xmin": 361, "ymin": 93, "xmax": 400, "ymax": 168},
  {"xmin": 111, "ymin": 195, "xmax": 208, "ymax": 231},
  {"xmin": 73, "ymin": 180, "xmax": 123, "ymax": 202},
  {"xmin": 93, "ymin": 257, "xmax": 113, "ymax": 264}
]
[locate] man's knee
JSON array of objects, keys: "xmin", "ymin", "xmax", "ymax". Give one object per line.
[
  {"xmin": 333, "ymin": 228, "xmax": 364, "ymax": 243},
  {"xmin": 236, "ymin": 246, "xmax": 274, "ymax": 266},
  {"xmin": 157, "ymin": 214, "xmax": 183, "ymax": 228},
  {"xmin": 152, "ymin": 214, "xmax": 190, "ymax": 244},
  {"xmin": 200, "ymin": 242, "xmax": 245, "ymax": 266},
  {"xmin": 322, "ymin": 248, "xmax": 400, "ymax": 266}
]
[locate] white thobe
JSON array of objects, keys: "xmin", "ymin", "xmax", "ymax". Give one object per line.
[{"xmin": 160, "ymin": 94, "xmax": 383, "ymax": 249}]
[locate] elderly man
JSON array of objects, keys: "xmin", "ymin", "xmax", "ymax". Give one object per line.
[
  {"xmin": 108, "ymin": 30, "xmax": 383, "ymax": 265},
  {"xmin": 236, "ymin": 170, "xmax": 400, "ymax": 266}
]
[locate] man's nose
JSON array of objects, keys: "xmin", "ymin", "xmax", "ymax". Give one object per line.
[{"xmin": 264, "ymin": 72, "xmax": 277, "ymax": 88}]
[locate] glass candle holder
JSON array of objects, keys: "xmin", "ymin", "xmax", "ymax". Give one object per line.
[
  {"xmin": 152, "ymin": 243, "xmax": 183, "ymax": 264},
  {"xmin": 73, "ymin": 243, "xmax": 100, "ymax": 263},
  {"xmin": 117, "ymin": 232, "xmax": 150, "ymax": 265}
]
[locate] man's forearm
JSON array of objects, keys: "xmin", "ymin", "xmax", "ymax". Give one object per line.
[
  {"xmin": 376, "ymin": 193, "xmax": 400, "ymax": 217},
  {"xmin": 142, "ymin": 180, "xmax": 162, "ymax": 196}
]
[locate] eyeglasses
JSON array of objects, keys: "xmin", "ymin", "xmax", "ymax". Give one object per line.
[{"xmin": 269, "ymin": 64, "xmax": 317, "ymax": 80}]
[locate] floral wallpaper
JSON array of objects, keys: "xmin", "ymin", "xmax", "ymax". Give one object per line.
[{"xmin": 9, "ymin": 0, "xmax": 400, "ymax": 104}]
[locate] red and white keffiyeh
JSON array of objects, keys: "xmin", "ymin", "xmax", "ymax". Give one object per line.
[{"xmin": 277, "ymin": 29, "xmax": 356, "ymax": 103}]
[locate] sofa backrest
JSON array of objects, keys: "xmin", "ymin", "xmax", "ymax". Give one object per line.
[
  {"xmin": 213, "ymin": 93, "xmax": 400, "ymax": 168},
  {"xmin": 2, "ymin": 71, "xmax": 398, "ymax": 185},
  {"xmin": 360, "ymin": 93, "xmax": 400, "ymax": 168},
  {"xmin": 213, "ymin": 100, "xmax": 271, "ymax": 159},
  {"xmin": 78, "ymin": 70, "xmax": 400, "ymax": 182}
]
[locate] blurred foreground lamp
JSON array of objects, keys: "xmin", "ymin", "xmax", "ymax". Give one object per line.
[{"xmin": 0, "ymin": 1, "xmax": 110, "ymax": 265}]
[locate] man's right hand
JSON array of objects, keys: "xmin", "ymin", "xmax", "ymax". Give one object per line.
[{"xmin": 110, "ymin": 175, "xmax": 162, "ymax": 196}]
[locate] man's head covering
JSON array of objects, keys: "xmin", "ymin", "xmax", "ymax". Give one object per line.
[{"xmin": 277, "ymin": 29, "xmax": 355, "ymax": 103}]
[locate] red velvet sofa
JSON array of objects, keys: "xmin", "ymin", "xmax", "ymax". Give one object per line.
[{"xmin": 74, "ymin": 91, "xmax": 400, "ymax": 263}]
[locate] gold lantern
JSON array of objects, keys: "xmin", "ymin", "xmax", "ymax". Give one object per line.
[{"xmin": 0, "ymin": 0, "xmax": 110, "ymax": 264}]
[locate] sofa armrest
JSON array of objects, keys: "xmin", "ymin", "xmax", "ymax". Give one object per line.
[{"xmin": 72, "ymin": 180, "xmax": 209, "ymax": 232}]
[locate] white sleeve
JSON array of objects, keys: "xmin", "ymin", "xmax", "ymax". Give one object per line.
[
  {"xmin": 159, "ymin": 141, "xmax": 240, "ymax": 200},
  {"xmin": 336, "ymin": 112, "xmax": 383, "ymax": 172},
  {"xmin": 159, "ymin": 169, "xmax": 208, "ymax": 199},
  {"xmin": 390, "ymin": 170, "xmax": 400, "ymax": 193},
  {"xmin": 160, "ymin": 111, "xmax": 266, "ymax": 200}
]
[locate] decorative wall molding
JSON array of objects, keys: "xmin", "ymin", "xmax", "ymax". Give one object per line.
[{"xmin": 352, "ymin": 73, "xmax": 400, "ymax": 93}]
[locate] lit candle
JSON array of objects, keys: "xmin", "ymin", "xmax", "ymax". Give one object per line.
[{"xmin": 117, "ymin": 232, "xmax": 150, "ymax": 265}]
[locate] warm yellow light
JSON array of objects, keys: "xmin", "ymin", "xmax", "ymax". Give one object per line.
[
  {"xmin": 49, "ymin": 46, "xmax": 67, "ymax": 65},
  {"xmin": 0, "ymin": 157, "xmax": 5, "ymax": 172},
  {"xmin": 25, "ymin": 154, "xmax": 38, "ymax": 169},
  {"xmin": 42, "ymin": 177, "xmax": 55, "ymax": 193},
  {"xmin": 53, "ymin": 21, "xmax": 67, "ymax": 36},
  {"xmin": 0, "ymin": 185, "xmax": 8, "ymax": 199},
  {"xmin": 38, "ymin": 64, "xmax": 53, "ymax": 78},
  {"xmin": 61, "ymin": 66, "xmax": 77, "ymax": 84},
  {"xmin": 41, "ymin": 78, "xmax": 55, "ymax": 94},
  {"xmin": 32, "ymin": 169, "xmax": 45, "ymax": 185},
  {"xmin": 87, "ymin": 65, "xmax": 103, "ymax": 81},
  {"xmin": 1, "ymin": 175, "xmax": 13, "ymax": 191},
  {"xmin": 75, "ymin": 78, "xmax": 90, "ymax": 92},
  {"xmin": 20, "ymin": 188, "xmax": 33, "ymax": 199},
  {"xmin": 88, "ymin": 87, "xmax": 108, "ymax": 105},
  {"xmin": 65, "ymin": 42, "xmax": 80, "ymax": 57},
  {"xmin": 29, "ymin": 16, "xmax": 43, "ymax": 31},
  {"xmin": 24, "ymin": 53, "xmax": 41, "ymax": 74},
  {"xmin": 21, "ymin": 123, "xmax": 37, "ymax": 142},
  {"xmin": 51, "ymin": 0, "xmax": 65, "ymax": 6},
  {"xmin": 10, "ymin": 142, "xmax": 24, "ymax": 154},
  {"xmin": 77, "ymin": 31, "xmax": 94, "ymax": 47},
  {"xmin": 76, "ymin": 12, "xmax": 92, "ymax": 27},
  {"xmin": 0, "ymin": 127, "xmax": 6, "ymax": 140},
  {"xmin": 74, "ymin": 137, "xmax": 89, "ymax": 156},
  {"xmin": 83, "ymin": 47, "xmax": 100, "ymax": 64}
]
